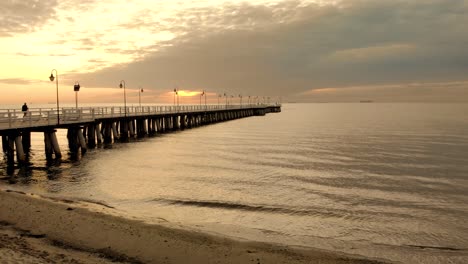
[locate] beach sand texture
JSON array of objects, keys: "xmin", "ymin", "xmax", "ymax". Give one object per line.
[{"xmin": 0, "ymin": 189, "xmax": 387, "ymax": 264}]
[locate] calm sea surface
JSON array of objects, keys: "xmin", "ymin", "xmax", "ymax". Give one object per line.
[{"xmin": 1, "ymin": 103, "xmax": 468, "ymax": 263}]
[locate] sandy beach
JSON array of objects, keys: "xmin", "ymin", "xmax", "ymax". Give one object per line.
[{"xmin": 0, "ymin": 188, "xmax": 388, "ymax": 264}]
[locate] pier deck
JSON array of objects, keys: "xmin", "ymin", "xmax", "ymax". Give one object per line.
[
  {"xmin": 0, "ymin": 104, "xmax": 281, "ymax": 164},
  {"xmin": 0, "ymin": 104, "xmax": 278, "ymax": 130}
]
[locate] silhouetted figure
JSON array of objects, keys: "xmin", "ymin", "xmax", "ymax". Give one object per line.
[{"xmin": 22, "ymin": 103, "xmax": 28, "ymax": 117}]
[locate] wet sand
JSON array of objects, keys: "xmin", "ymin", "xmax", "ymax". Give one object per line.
[{"xmin": 0, "ymin": 188, "xmax": 388, "ymax": 264}]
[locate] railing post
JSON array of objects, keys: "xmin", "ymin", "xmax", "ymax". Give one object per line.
[{"xmin": 7, "ymin": 111, "xmax": 11, "ymax": 128}]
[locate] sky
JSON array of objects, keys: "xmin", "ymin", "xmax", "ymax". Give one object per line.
[{"xmin": 1, "ymin": 0, "xmax": 468, "ymax": 104}]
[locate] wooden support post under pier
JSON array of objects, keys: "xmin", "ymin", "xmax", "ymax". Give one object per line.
[
  {"xmin": 2, "ymin": 135, "xmax": 8, "ymax": 154},
  {"xmin": 14, "ymin": 136, "xmax": 26, "ymax": 163},
  {"xmin": 120, "ymin": 120, "xmax": 128, "ymax": 141},
  {"xmin": 112, "ymin": 122, "xmax": 119, "ymax": 140},
  {"xmin": 180, "ymin": 115, "xmax": 186, "ymax": 130},
  {"xmin": 95, "ymin": 123, "xmax": 103, "ymax": 144},
  {"xmin": 44, "ymin": 130, "xmax": 61, "ymax": 159},
  {"xmin": 147, "ymin": 119, "xmax": 152, "ymax": 135},
  {"xmin": 7, "ymin": 136, "xmax": 15, "ymax": 165},
  {"xmin": 50, "ymin": 131, "xmax": 62, "ymax": 159},
  {"xmin": 87, "ymin": 125, "xmax": 96, "ymax": 148},
  {"xmin": 164, "ymin": 117, "xmax": 170, "ymax": 132},
  {"xmin": 22, "ymin": 130, "xmax": 31, "ymax": 154},
  {"xmin": 173, "ymin": 116, "xmax": 179, "ymax": 131},
  {"xmin": 44, "ymin": 132, "xmax": 53, "ymax": 160},
  {"xmin": 77, "ymin": 128, "xmax": 87, "ymax": 153},
  {"xmin": 103, "ymin": 122, "xmax": 112, "ymax": 143},
  {"xmin": 67, "ymin": 128, "xmax": 80, "ymax": 155},
  {"xmin": 129, "ymin": 120, "xmax": 135, "ymax": 138},
  {"xmin": 155, "ymin": 118, "xmax": 161, "ymax": 132}
]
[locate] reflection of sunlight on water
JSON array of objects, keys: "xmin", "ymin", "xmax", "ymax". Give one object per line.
[{"xmin": 1, "ymin": 103, "xmax": 468, "ymax": 264}]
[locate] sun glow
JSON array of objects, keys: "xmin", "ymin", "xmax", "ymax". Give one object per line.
[{"xmin": 177, "ymin": 90, "xmax": 202, "ymax": 97}]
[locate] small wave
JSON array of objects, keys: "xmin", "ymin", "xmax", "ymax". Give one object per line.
[
  {"xmin": 405, "ymin": 244, "xmax": 465, "ymax": 251},
  {"xmin": 152, "ymin": 198, "xmax": 288, "ymax": 213},
  {"xmin": 150, "ymin": 198, "xmax": 345, "ymax": 218},
  {"xmin": 150, "ymin": 197, "xmax": 432, "ymax": 222},
  {"xmin": 75, "ymin": 198, "xmax": 116, "ymax": 209}
]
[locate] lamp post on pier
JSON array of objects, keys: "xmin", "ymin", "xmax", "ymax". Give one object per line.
[
  {"xmin": 200, "ymin": 90, "xmax": 205, "ymax": 108},
  {"xmin": 49, "ymin": 69, "xmax": 60, "ymax": 125},
  {"xmin": 138, "ymin": 87, "xmax": 144, "ymax": 108},
  {"xmin": 173, "ymin": 88, "xmax": 178, "ymax": 107},
  {"xmin": 224, "ymin": 93, "xmax": 227, "ymax": 108},
  {"xmin": 119, "ymin": 80, "xmax": 127, "ymax": 117},
  {"xmin": 239, "ymin": 94, "xmax": 242, "ymax": 108},
  {"xmin": 204, "ymin": 90, "xmax": 207, "ymax": 110},
  {"xmin": 73, "ymin": 82, "xmax": 80, "ymax": 109}
]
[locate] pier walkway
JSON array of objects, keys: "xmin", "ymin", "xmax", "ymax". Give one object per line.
[{"xmin": 0, "ymin": 104, "xmax": 281, "ymax": 164}]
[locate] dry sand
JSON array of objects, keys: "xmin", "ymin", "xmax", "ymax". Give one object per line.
[{"xmin": 0, "ymin": 188, "xmax": 389, "ymax": 264}]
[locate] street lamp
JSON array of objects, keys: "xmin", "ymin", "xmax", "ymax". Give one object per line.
[
  {"xmin": 204, "ymin": 90, "xmax": 207, "ymax": 110},
  {"xmin": 173, "ymin": 88, "xmax": 178, "ymax": 107},
  {"xmin": 248, "ymin": 95, "xmax": 251, "ymax": 106},
  {"xmin": 138, "ymin": 87, "xmax": 144, "ymax": 108},
  {"xmin": 200, "ymin": 90, "xmax": 205, "ymax": 107},
  {"xmin": 49, "ymin": 69, "xmax": 59, "ymax": 125},
  {"xmin": 73, "ymin": 81, "xmax": 80, "ymax": 109},
  {"xmin": 119, "ymin": 80, "xmax": 127, "ymax": 117},
  {"xmin": 173, "ymin": 88, "xmax": 180, "ymax": 112},
  {"xmin": 224, "ymin": 93, "xmax": 227, "ymax": 108},
  {"xmin": 239, "ymin": 94, "xmax": 242, "ymax": 108}
]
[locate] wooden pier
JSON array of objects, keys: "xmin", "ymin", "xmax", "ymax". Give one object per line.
[{"xmin": 0, "ymin": 104, "xmax": 281, "ymax": 164}]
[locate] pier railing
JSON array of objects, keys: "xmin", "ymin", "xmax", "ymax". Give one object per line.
[{"xmin": 0, "ymin": 104, "xmax": 280, "ymax": 130}]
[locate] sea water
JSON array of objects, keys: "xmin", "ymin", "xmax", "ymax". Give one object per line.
[{"xmin": 1, "ymin": 103, "xmax": 468, "ymax": 263}]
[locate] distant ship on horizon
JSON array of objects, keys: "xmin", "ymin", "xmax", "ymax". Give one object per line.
[{"xmin": 360, "ymin": 100, "xmax": 373, "ymax": 103}]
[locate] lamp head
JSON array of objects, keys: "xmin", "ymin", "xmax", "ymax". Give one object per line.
[
  {"xmin": 141, "ymin": 89, "xmax": 144, "ymax": 93},
  {"xmin": 119, "ymin": 83, "xmax": 123, "ymax": 88},
  {"xmin": 49, "ymin": 74, "xmax": 55, "ymax": 82},
  {"xmin": 73, "ymin": 83, "xmax": 80, "ymax": 91}
]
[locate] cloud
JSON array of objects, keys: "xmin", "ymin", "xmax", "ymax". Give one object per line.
[
  {"xmin": 323, "ymin": 44, "xmax": 416, "ymax": 64},
  {"xmin": 66, "ymin": 0, "xmax": 468, "ymax": 101},
  {"xmin": 0, "ymin": 78, "xmax": 45, "ymax": 85},
  {"xmin": 298, "ymin": 81, "xmax": 468, "ymax": 102},
  {"xmin": 0, "ymin": 0, "xmax": 57, "ymax": 36}
]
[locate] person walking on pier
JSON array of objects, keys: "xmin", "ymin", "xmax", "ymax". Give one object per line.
[{"xmin": 22, "ymin": 103, "xmax": 29, "ymax": 117}]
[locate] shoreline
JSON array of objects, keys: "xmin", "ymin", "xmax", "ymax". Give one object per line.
[{"xmin": 0, "ymin": 188, "xmax": 388, "ymax": 263}]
